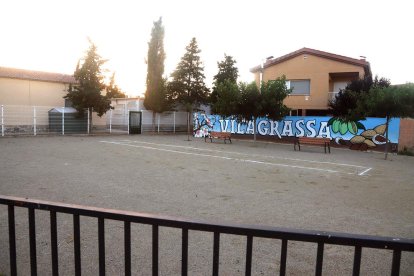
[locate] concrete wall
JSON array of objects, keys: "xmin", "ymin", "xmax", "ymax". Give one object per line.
[
  {"xmin": 398, "ymin": 118, "xmax": 414, "ymax": 152},
  {"xmin": 0, "ymin": 78, "xmax": 68, "ymax": 106},
  {"xmin": 254, "ymin": 54, "xmax": 365, "ymax": 110}
]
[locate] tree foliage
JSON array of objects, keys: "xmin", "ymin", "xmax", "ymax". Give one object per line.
[
  {"xmin": 237, "ymin": 82, "xmax": 262, "ymax": 121},
  {"xmin": 359, "ymin": 83, "xmax": 414, "ymax": 159},
  {"xmin": 105, "ymin": 73, "xmax": 126, "ymax": 99},
  {"xmin": 167, "ymin": 37, "xmax": 209, "ymax": 140},
  {"xmin": 328, "ymin": 75, "xmax": 391, "ymax": 121},
  {"xmin": 64, "ymin": 40, "xmax": 110, "ymax": 119},
  {"xmin": 359, "ymin": 83, "xmax": 414, "ymax": 119},
  {"xmin": 144, "ymin": 17, "xmax": 168, "ymax": 114},
  {"xmin": 260, "ymin": 76, "xmax": 291, "ymax": 121},
  {"xmin": 211, "ymin": 79, "xmax": 240, "ymax": 118},
  {"xmin": 167, "ymin": 37, "xmax": 209, "ymax": 111},
  {"xmin": 210, "ymin": 54, "xmax": 238, "ymax": 104}
]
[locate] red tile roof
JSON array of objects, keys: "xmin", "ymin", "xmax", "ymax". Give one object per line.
[
  {"xmin": 250, "ymin": 47, "xmax": 370, "ymax": 73},
  {"xmin": 0, "ymin": 67, "xmax": 77, "ymax": 84}
]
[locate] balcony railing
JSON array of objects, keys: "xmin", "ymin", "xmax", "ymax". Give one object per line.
[
  {"xmin": 328, "ymin": 91, "xmax": 339, "ymax": 101},
  {"xmin": 1, "ymin": 195, "xmax": 413, "ymax": 276}
]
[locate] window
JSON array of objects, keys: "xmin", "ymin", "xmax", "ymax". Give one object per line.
[{"xmin": 286, "ymin": 80, "xmax": 310, "ymax": 95}]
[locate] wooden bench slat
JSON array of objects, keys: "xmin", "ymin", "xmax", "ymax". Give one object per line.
[
  {"xmin": 205, "ymin": 131, "xmax": 232, "ymax": 144},
  {"xmin": 294, "ymin": 137, "xmax": 331, "ymax": 153}
]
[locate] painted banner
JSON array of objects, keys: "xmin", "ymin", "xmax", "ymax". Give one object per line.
[{"xmin": 193, "ymin": 113, "xmax": 400, "ymax": 148}]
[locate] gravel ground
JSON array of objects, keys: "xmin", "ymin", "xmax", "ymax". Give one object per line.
[{"xmin": 0, "ymin": 134, "xmax": 413, "ymax": 275}]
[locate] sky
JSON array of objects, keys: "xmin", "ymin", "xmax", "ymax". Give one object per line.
[{"xmin": 1, "ymin": 0, "xmax": 413, "ymax": 97}]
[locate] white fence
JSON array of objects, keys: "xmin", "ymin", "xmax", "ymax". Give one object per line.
[{"xmin": 0, "ymin": 105, "xmax": 188, "ymax": 136}]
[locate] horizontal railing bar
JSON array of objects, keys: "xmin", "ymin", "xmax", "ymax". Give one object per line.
[{"xmin": 1, "ymin": 195, "xmax": 413, "ymax": 252}]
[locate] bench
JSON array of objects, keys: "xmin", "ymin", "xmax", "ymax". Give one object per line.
[
  {"xmin": 205, "ymin": 131, "xmax": 232, "ymax": 144},
  {"xmin": 294, "ymin": 137, "xmax": 331, "ymax": 153}
]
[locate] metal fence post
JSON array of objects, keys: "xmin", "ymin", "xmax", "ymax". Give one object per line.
[
  {"xmin": 173, "ymin": 112, "xmax": 176, "ymax": 134},
  {"xmin": 33, "ymin": 106, "xmax": 37, "ymax": 136},
  {"xmin": 158, "ymin": 113, "xmax": 160, "ymax": 133},
  {"xmin": 127, "ymin": 110, "xmax": 130, "ymax": 134},
  {"xmin": 109, "ymin": 109, "xmax": 112, "ymax": 134},
  {"xmin": 87, "ymin": 108, "xmax": 90, "ymax": 134},
  {"xmin": 1, "ymin": 105, "xmax": 4, "ymax": 137},
  {"xmin": 62, "ymin": 107, "xmax": 65, "ymax": 135}
]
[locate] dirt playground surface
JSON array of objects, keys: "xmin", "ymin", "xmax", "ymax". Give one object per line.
[{"xmin": 0, "ymin": 134, "xmax": 413, "ymax": 275}]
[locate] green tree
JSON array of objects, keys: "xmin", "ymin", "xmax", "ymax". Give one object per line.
[
  {"xmin": 211, "ymin": 79, "xmax": 240, "ymax": 118},
  {"xmin": 64, "ymin": 39, "xmax": 110, "ymax": 129},
  {"xmin": 260, "ymin": 76, "xmax": 291, "ymax": 121},
  {"xmin": 210, "ymin": 54, "xmax": 238, "ymax": 104},
  {"xmin": 167, "ymin": 37, "xmax": 209, "ymax": 140},
  {"xmin": 237, "ymin": 82, "xmax": 263, "ymax": 141},
  {"xmin": 329, "ymin": 75, "xmax": 391, "ymax": 121},
  {"xmin": 357, "ymin": 83, "xmax": 414, "ymax": 159},
  {"xmin": 144, "ymin": 17, "xmax": 168, "ymax": 131},
  {"xmin": 105, "ymin": 73, "xmax": 126, "ymax": 99}
]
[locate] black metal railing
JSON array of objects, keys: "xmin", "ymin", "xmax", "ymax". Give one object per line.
[{"xmin": 1, "ymin": 195, "xmax": 413, "ymax": 276}]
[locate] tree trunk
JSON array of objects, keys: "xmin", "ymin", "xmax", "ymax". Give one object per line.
[{"xmin": 384, "ymin": 115, "xmax": 390, "ymax": 160}]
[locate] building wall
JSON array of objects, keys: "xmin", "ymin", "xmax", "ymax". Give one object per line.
[
  {"xmin": 0, "ymin": 78, "xmax": 68, "ymax": 106},
  {"xmin": 254, "ymin": 54, "xmax": 365, "ymax": 110},
  {"xmin": 398, "ymin": 118, "xmax": 414, "ymax": 152}
]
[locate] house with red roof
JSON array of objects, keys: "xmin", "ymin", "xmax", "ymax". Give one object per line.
[{"xmin": 250, "ymin": 48, "xmax": 370, "ymax": 116}]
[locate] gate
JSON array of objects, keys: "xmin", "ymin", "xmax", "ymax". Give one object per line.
[{"xmin": 129, "ymin": 111, "xmax": 142, "ymax": 134}]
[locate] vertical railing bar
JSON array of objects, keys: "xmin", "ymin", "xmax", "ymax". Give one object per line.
[
  {"xmin": 152, "ymin": 225, "xmax": 159, "ymax": 276},
  {"xmin": 315, "ymin": 242, "xmax": 324, "ymax": 276},
  {"xmin": 73, "ymin": 214, "xmax": 81, "ymax": 276},
  {"xmin": 391, "ymin": 250, "xmax": 401, "ymax": 276},
  {"xmin": 352, "ymin": 246, "xmax": 362, "ymax": 276},
  {"xmin": 98, "ymin": 217, "xmax": 105, "ymax": 276},
  {"xmin": 29, "ymin": 208, "xmax": 37, "ymax": 276},
  {"xmin": 50, "ymin": 211, "xmax": 59, "ymax": 276},
  {"xmin": 124, "ymin": 221, "xmax": 131, "ymax": 276},
  {"xmin": 182, "ymin": 228, "xmax": 188, "ymax": 276},
  {"xmin": 245, "ymin": 235, "xmax": 253, "ymax": 276},
  {"xmin": 280, "ymin": 239, "xmax": 288, "ymax": 276},
  {"xmin": 213, "ymin": 232, "xmax": 220, "ymax": 276},
  {"xmin": 8, "ymin": 205, "xmax": 17, "ymax": 276}
]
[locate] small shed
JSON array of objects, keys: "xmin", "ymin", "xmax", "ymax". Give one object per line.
[{"xmin": 48, "ymin": 107, "xmax": 87, "ymax": 133}]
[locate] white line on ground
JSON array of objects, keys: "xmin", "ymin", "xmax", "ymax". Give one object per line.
[
  {"xmin": 100, "ymin": 140, "xmax": 354, "ymax": 175},
  {"xmin": 358, "ymin": 168, "xmax": 372, "ymax": 176},
  {"xmin": 117, "ymin": 139, "xmax": 369, "ymax": 170}
]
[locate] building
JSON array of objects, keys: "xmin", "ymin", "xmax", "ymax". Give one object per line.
[
  {"xmin": 250, "ymin": 48, "xmax": 370, "ymax": 116},
  {"xmin": 0, "ymin": 66, "xmax": 76, "ymax": 106}
]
